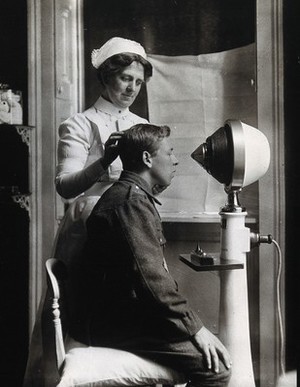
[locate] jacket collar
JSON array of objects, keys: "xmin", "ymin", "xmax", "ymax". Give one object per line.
[
  {"xmin": 119, "ymin": 171, "xmax": 162, "ymax": 205},
  {"xmin": 93, "ymin": 95, "xmax": 129, "ymax": 118}
]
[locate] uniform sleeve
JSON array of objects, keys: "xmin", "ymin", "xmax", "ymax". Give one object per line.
[
  {"xmin": 55, "ymin": 114, "xmax": 106, "ymax": 199},
  {"xmin": 116, "ymin": 196, "xmax": 203, "ymax": 339}
]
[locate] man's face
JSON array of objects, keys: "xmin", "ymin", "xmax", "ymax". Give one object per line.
[
  {"xmin": 104, "ymin": 61, "xmax": 145, "ymax": 109},
  {"xmin": 150, "ymin": 137, "xmax": 178, "ymax": 187}
]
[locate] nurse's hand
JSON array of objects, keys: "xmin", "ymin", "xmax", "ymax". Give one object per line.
[{"xmin": 102, "ymin": 132, "xmax": 124, "ymax": 168}]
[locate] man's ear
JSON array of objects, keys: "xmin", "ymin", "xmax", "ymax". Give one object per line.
[{"xmin": 142, "ymin": 151, "xmax": 152, "ymax": 168}]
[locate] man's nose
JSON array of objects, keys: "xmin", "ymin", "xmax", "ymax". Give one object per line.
[{"xmin": 173, "ymin": 155, "xmax": 179, "ymax": 165}]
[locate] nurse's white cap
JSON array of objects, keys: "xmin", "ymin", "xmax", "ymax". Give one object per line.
[{"xmin": 91, "ymin": 37, "xmax": 147, "ymax": 69}]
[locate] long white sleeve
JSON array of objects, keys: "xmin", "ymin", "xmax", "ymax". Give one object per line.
[{"xmin": 55, "ymin": 113, "xmax": 106, "ymax": 199}]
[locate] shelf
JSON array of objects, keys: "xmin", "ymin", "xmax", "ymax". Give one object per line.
[
  {"xmin": 0, "ymin": 124, "xmax": 34, "ymax": 129},
  {"xmin": 0, "ymin": 124, "xmax": 34, "ymax": 147},
  {"xmin": 161, "ymin": 212, "xmax": 257, "ymax": 224},
  {"xmin": 179, "ymin": 253, "xmax": 244, "ymax": 271}
]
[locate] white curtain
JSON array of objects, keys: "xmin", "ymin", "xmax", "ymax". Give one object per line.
[{"xmin": 147, "ymin": 44, "xmax": 256, "ymax": 217}]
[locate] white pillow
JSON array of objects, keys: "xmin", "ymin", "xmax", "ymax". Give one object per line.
[{"xmin": 57, "ymin": 337, "xmax": 186, "ymax": 387}]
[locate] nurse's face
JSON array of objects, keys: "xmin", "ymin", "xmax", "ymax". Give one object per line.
[{"xmin": 103, "ymin": 61, "xmax": 145, "ymax": 109}]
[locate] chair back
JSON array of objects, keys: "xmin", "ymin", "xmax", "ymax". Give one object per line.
[{"xmin": 45, "ymin": 258, "xmax": 68, "ymax": 373}]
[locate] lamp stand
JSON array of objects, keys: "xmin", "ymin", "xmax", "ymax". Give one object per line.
[{"xmin": 218, "ymin": 191, "xmax": 256, "ymax": 387}]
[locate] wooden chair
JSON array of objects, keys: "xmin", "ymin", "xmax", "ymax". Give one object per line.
[{"xmin": 43, "ymin": 258, "xmax": 186, "ymax": 387}]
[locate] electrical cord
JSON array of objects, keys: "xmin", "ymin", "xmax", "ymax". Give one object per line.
[
  {"xmin": 271, "ymin": 238, "xmax": 285, "ymax": 376},
  {"xmin": 252, "ymin": 233, "xmax": 285, "ymax": 376}
]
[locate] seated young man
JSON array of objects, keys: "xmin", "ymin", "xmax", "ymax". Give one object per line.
[{"xmin": 69, "ymin": 123, "xmax": 232, "ymax": 387}]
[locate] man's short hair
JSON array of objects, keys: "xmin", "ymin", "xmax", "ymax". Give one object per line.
[{"xmin": 119, "ymin": 123, "xmax": 171, "ymax": 171}]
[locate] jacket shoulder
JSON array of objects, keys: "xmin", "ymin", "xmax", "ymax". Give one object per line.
[
  {"xmin": 96, "ymin": 181, "xmax": 147, "ymax": 209},
  {"xmin": 127, "ymin": 183, "xmax": 148, "ymax": 199}
]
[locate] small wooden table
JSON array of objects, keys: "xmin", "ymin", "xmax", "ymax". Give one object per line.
[{"xmin": 179, "ymin": 253, "xmax": 244, "ymax": 271}]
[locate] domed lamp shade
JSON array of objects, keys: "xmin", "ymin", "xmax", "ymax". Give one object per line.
[{"xmin": 191, "ymin": 120, "xmax": 270, "ymax": 191}]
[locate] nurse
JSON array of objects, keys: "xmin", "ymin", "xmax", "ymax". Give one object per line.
[{"xmin": 53, "ymin": 37, "xmax": 153, "ymax": 262}]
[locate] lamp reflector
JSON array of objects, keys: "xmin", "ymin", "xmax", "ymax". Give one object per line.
[
  {"xmin": 191, "ymin": 120, "xmax": 270, "ymax": 189},
  {"xmin": 242, "ymin": 122, "xmax": 270, "ymax": 187}
]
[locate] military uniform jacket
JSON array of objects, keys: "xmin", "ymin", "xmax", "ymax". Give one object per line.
[{"xmin": 69, "ymin": 171, "xmax": 203, "ymax": 346}]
